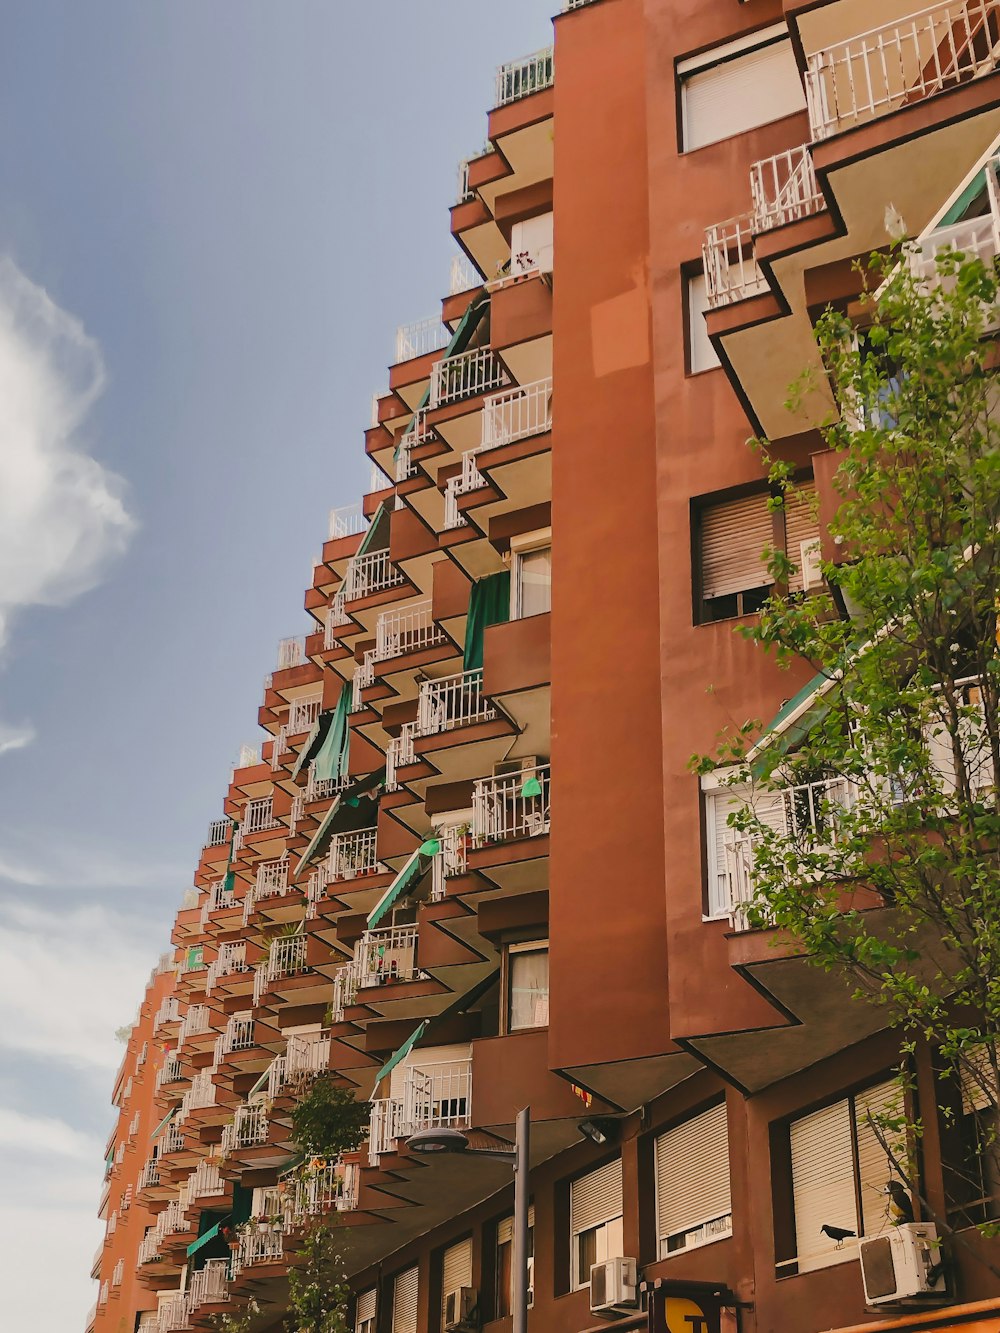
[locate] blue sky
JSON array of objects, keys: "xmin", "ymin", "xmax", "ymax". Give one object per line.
[{"xmin": 0, "ymin": 3, "xmax": 555, "ymax": 1326}]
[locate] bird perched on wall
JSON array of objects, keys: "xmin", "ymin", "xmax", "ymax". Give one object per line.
[
  {"xmin": 886, "ymin": 1180, "xmax": 915, "ymax": 1224},
  {"xmin": 821, "ymin": 1224, "xmax": 857, "ymax": 1248}
]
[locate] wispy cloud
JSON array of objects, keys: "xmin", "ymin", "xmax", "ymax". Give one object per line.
[
  {"xmin": 0, "ymin": 830, "xmax": 186, "ymax": 890},
  {"xmin": 0, "ymin": 256, "xmax": 136, "ymax": 653},
  {"xmin": 0, "ymin": 719, "xmax": 35, "ymax": 756},
  {"xmin": 0, "ymin": 1106, "xmax": 98, "ymax": 1160}
]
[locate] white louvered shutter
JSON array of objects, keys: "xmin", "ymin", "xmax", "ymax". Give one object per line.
[
  {"xmin": 655, "ymin": 1102, "xmax": 731, "ymax": 1254},
  {"xmin": 688, "ymin": 273, "xmax": 719, "ymax": 374},
  {"xmin": 497, "ymin": 1204, "xmax": 535, "ymax": 1246},
  {"xmin": 392, "ymin": 1266, "xmax": 419, "ymax": 1333},
  {"xmin": 356, "ymin": 1289, "xmax": 376, "ymax": 1333},
  {"xmin": 681, "ymin": 33, "xmax": 806, "ymax": 152},
  {"xmin": 440, "ymin": 1239, "xmax": 473, "ymax": 1319},
  {"xmin": 571, "ymin": 1158, "xmax": 623, "ymax": 1238},
  {"xmin": 700, "ymin": 494, "xmax": 774, "ymax": 600},
  {"xmin": 707, "ymin": 786, "xmax": 787, "ymax": 919},
  {"xmin": 962, "ymin": 1046, "xmax": 1000, "ymax": 1113},
  {"xmin": 855, "ymin": 1080, "xmax": 900, "ymax": 1237},
  {"xmin": 790, "ymin": 1098, "xmax": 856, "ymax": 1271},
  {"xmin": 783, "ymin": 483, "xmax": 821, "ymax": 593}
]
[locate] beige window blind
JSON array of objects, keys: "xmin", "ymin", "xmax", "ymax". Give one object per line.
[
  {"xmin": 392, "ymin": 1266, "xmax": 418, "ymax": 1333},
  {"xmin": 440, "ymin": 1239, "xmax": 473, "ymax": 1318},
  {"xmin": 655, "ymin": 1101, "xmax": 732, "ymax": 1254},
  {"xmin": 356, "ymin": 1289, "xmax": 376, "ymax": 1331},
  {"xmin": 680, "ymin": 30, "xmax": 806, "ymax": 152},
  {"xmin": 700, "ymin": 494, "xmax": 773, "ymax": 600},
  {"xmin": 571, "ymin": 1158, "xmax": 623, "ymax": 1238},
  {"xmin": 783, "ymin": 483, "xmax": 821, "ymax": 593},
  {"xmin": 790, "ymin": 1097, "xmax": 856, "ymax": 1272}
]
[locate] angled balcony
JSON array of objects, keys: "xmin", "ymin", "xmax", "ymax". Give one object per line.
[
  {"xmin": 369, "ymin": 1053, "xmax": 472, "ymax": 1165},
  {"xmin": 221, "ymin": 1100, "xmax": 269, "ymax": 1158},
  {"xmin": 187, "ymin": 1258, "xmax": 230, "ymax": 1312},
  {"xmin": 374, "ymin": 600, "xmax": 447, "ymax": 665},
  {"xmin": 205, "ymin": 942, "xmax": 249, "ymax": 995},
  {"xmin": 267, "ymin": 1031, "xmax": 332, "ymax": 1099},
  {"xmin": 357, "ymin": 922, "xmax": 420, "ymax": 988},
  {"xmin": 205, "ymin": 818, "xmax": 231, "ymax": 849},
  {"xmin": 495, "ymin": 46, "xmax": 554, "ymax": 108},
  {"xmin": 750, "ymin": 145, "xmax": 826, "ymax": 233},
  {"xmin": 416, "ymin": 670, "xmax": 495, "ymax": 736},
  {"xmin": 429, "ymin": 346, "xmax": 509, "ymax": 412},
  {"xmin": 395, "ymin": 314, "xmax": 450, "ymax": 365}
]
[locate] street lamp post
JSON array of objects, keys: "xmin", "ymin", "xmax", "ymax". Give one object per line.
[{"xmin": 406, "ymin": 1105, "xmax": 531, "ymax": 1332}]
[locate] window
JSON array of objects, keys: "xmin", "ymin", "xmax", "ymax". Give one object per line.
[
  {"xmin": 510, "ymin": 530, "xmax": 552, "ymax": 619},
  {"xmin": 391, "ymin": 1266, "xmax": 418, "ymax": 1333},
  {"xmin": 785, "ymin": 1079, "xmax": 898, "ymax": 1274},
  {"xmin": 440, "ymin": 1238, "xmax": 473, "ymax": 1323},
  {"xmin": 570, "ymin": 1158, "xmax": 623, "ymax": 1289},
  {"xmin": 956, "ymin": 1053, "xmax": 1000, "ymax": 1226},
  {"xmin": 703, "ymin": 781, "xmax": 787, "ymax": 919},
  {"xmin": 679, "ymin": 25, "xmax": 806, "ymax": 152},
  {"xmin": 495, "ymin": 1207, "xmax": 535, "ymax": 1317},
  {"xmin": 355, "ymin": 1288, "xmax": 376, "ymax": 1333},
  {"xmin": 655, "ymin": 1102, "xmax": 732, "ymax": 1255},
  {"xmin": 687, "ymin": 273, "xmax": 720, "ymax": 374},
  {"xmin": 696, "ymin": 482, "xmax": 820, "ymax": 623},
  {"xmin": 510, "ymin": 212, "xmax": 554, "ymax": 275},
  {"xmin": 506, "ymin": 942, "xmax": 549, "ymax": 1032}
]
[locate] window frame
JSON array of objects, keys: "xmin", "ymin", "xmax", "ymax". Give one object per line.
[
  {"xmin": 503, "ymin": 940, "xmax": 550, "ymax": 1035},
  {"xmin": 568, "ymin": 1157, "xmax": 625, "ymax": 1291},
  {"xmin": 653, "ymin": 1100, "xmax": 732, "ymax": 1257},
  {"xmin": 509, "ymin": 528, "xmax": 552, "ymax": 621},
  {"xmin": 685, "ymin": 269, "xmax": 721, "ymax": 376}
]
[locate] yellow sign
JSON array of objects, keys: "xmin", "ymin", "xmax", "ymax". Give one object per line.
[{"xmin": 663, "ymin": 1297, "xmax": 714, "ymax": 1333}]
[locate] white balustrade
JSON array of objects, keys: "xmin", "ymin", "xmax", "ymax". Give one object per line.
[
  {"xmin": 188, "ymin": 1259, "xmax": 230, "ymax": 1309},
  {"xmin": 206, "ymin": 818, "xmax": 231, "ymax": 848},
  {"xmin": 805, "ymin": 0, "xmax": 1000, "ymax": 141},
  {"xmin": 395, "ymin": 315, "xmax": 450, "ymax": 363},
  {"xmin": 138, "ymin": 1157, "xmax": 160, "ymax": 1190},
  {"xmin": 156, "ymin": 1294, "xmax": 190, "ymax": 1332},
  {"xmin": 276, "ymin": 637, "xmax": 306, "ymax": 671},
  {"xmin": 178, "ymin": 1005, "xmax": 210, "ymax": 1044},
  {"xmin": 450, "ymin": 252, "xmax": 481, "ymax": 294},
  {"xmin": 266, "ymin": 934, "xmax": 308, "ymax": 983},
  {"xmin": 200, "ymin": 880, "xmax": 235, "ymax": 930},
  {"xmin": 221, "ymin": 1013, "xmax": 256, "ymax": 1056},
  {"xmin": 703, "ymin": 213, "xmax": 769, "ymax": 309},
  {"xmin": 270, "ymin": 725, "xmax": 288, "ymax": 772},
  {"xmin": 429, "ymin": 346, "xmax": 510, "ymax": 409},
  {"xmin": 328, "ymin": 827, "xmax": 380, "ymax": 880},
  {"xmin": 232, "ymin": 1222, "xmax": 284, "ymax": 1273},
  {"xmin": 306, "ymin": 763, "xmax": 346, "ymax": 804},
  {"xmin": 288, "ymin": 694, "xmax": 322, "ymax": 736},
  {"xmin": 482, "ymin": 377, "xmax": 553, "ymax": 449},
  {"xmin": 343, "ymin": 548, "xmax": 405, "ymax": 601},
  {"xmin": 329, "ymin": 502, "xmax": 365, "ymax": 540},
  {"xmin": 431, "ymin": 826, "xmax": 468, "ymax": 902},
  {"xmin": 155, "ymin": 1054, "xmax": 184, "ymax": 1091},
  {"xmin": 112, "ymin": 1259, "xmax": 124, "ymax": 1287},
  {"xmin": 368, "ymin": 1096, "xmax": 407, "ymax": 1164},
  {"xmin": 255, "ymin": 857, "xmax": 290, "ymax": 899},
  {"xmin": 369, "ymin": 1057, "xmax": 472, "ymax": 1164},
  {"xmin": 222, "ymin": 1102, "xmax": 269, "ymax": 1157},
  {"xmin": 188, "ymin": 1160, "xmax": 226, "ymax": 1199},
  {"xmin": 160, "ymin": 1123, "xmax": 186, "ymax": 1156},
  {"xmin": 385, "ymin": 722, "xmax": 417, "ymax": 790},
  {"xmin": 179, "ymin": 1069, "xmax": 216, "ymax": 1117},
  {"xmin": 330, "ymin": 962, "xmax": 361, "ymax": 1023},
  {"xmin": 417, "ymin": 669, "xmax": 495, "ymax": 736},
  {"xmin": 358, "ymin": 923, "xmax": 419, "ymax": 987},
  {"xmin": 153, "ymin": 997, "xmax": 180, "ymax": 1033},
  {"xmin": 473, "ymin": 764, "xmax": 551, "ymax": 843},
  {"xmin": 268, "ymin": 1032, "xmax": 331, "ymax": 1097},
  {"xmin": 443, "ymin": 448, "xmax": 487, "ymax": 530},
  {"xmin": 206, "ymin": 942, "xmax": 248, "ymax": 997},
  {"xmin": 751, "ymin": 146, "xmax": 825, "ymax": 232},
  {"xmin": 243, "ymin": 796, "xmax": 277, "ymax": 836},
  {"xmin": 325, "ymin": 591, "xmax": 350, "ymax": 648},
  {"xmin": 375, "ymin": 600, "xmax": 445, "ymax": 662},
  {"xmin": 352, "ymin": 650, "xmax": 377, "ymax": 711},
  {"xmin": 495, "ymin": 46, "xmax": 554, "ymax": 107}
]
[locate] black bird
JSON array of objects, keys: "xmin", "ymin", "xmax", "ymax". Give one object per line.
[
  {"xmin": 821, "ymin": 1224, "xmax": 857, "ymax": 1248},
  {"xmin": 886, "ymin": 1180, "xmax": 915, "ymax": 1224}
]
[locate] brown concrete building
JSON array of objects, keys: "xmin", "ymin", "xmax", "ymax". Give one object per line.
[{"xmin": 89, "ymin": 2, "xmax": 1000, "ymax": 1332}]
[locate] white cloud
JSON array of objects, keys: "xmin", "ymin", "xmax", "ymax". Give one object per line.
[
  {"xmin": 0, "ymin": 719, "xmax": 34, "ymax": 755},
  {"xmin": 0, "ymin": 256, "xmax": 135, "ymax": 651},
  {"xmin": 0, "ymin": 900, "xmax": 157, "ymax": 1072},
  {"xmin": 0, "ymin": 1199, "xmax": 102, "ymax": 1331},
  {"xmin": 0, "ymin": 830, "xmax": 186, "ymax": 890},
  {"xmin": 0, "ymin": 1106, "xmax": 98, "ymax": 1160}
]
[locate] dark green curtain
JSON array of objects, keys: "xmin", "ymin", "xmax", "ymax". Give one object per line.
[
  {"xmin": 314, "ymin": 682, "xmax": 352, "ymax": 783},
  {"xmin": 463, "ymin": 571, "xmax": 511, "ymax": 674}
]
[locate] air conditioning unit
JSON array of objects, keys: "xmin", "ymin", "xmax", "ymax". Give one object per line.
[
  {"xmin": 443, "ymin": 1286, "xmax": 477, "ymax": 1331},
  {"xmin": 590, "ymin": 1256, "xmax": 638, "ymax": 1317},
  {"xmin": 800, "ymin": 538, "xmax": 824, "ymax": 591},
  {"xmin": 493, "ymin": 756, "xmax": 539, "ymax": 778},
  {"xmin": 860, "ymin": 1224, "xmax": 945, "ymax": 1306}
]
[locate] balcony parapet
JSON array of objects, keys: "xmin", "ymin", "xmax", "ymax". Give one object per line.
[
  {"xmin": 221, "ymin": 1100, "xmax": 269, "ymax": 1157},
  {"xmin": 369, "ymin": 1055, "xmax": 472, "ymax": 1164},
  {"xmin": 703, "ymin": 213, "xmax": 769, "ymax": 310},
  {"xmin": 395, "ymin": 315, "xmax": 450, "ymax": 365},
  {"xmin": 429, "ymin": 346, "xmax": 509, "ymax": 410},
  {"xmin": 358, "ymin": 923, "xmax": 420, "ymax": 988},
  {"xmin": 495, "ymin": 46, "xmax": 554, "ymax": 108},
  {"xmin": 205, "ymin": 942, "xmax": 248, "ymax": 995},
  {"xmin": 374, "ymin": 600, "xmax": 446, "ymax": 663},
  {"xmin": 750, "ymin": 145, "xmax": 825, "ymax": 233}
]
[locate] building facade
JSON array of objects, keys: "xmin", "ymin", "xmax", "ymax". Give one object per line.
[{"xmin": 88, "ymin": 1, "xmax": 1000, "ymax": 1331}]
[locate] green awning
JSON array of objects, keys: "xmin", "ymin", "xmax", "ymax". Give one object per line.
[
  {"xmin": 394, "ymin": 294, "xmax": 490, "ymax": 458},
  {"xmin": 367, "ymin": 849, "xmax": 428, "ymax": 929},
  {"xmin": 355, "ymin": 501, "xmax": 390, "ymax": 560},
  {"xmin": 151, "ymin": 1108, "xmax": 176, "ymax": 1140},
  {"xmin": 293, "ymin": 794, "xmax": 345, "ymax": 879},
  {"xmin": 314, "ymin": 682, "xmax": 352, "ymax": 784},
  {"xmin": 291, "ymin": 714, "xmax": 329, "ymax": 782},
  {"xmin": 749, "ymin": 668, "xmax": 834, "ymax": 775},
  {"xmin": 186, "ymin": 1215, "xmax": 230, "ymax": 1258},
  {"xmin": 463, "ymin": 570, "xmax": 511, "ymax": 674},
  {"xmin": 940, "ymin": 167, "xmax": 988, "ymax": 227},
  {"xmin": 371, "ymin": 1020, "xmax": 428, "ymax": 1091}
]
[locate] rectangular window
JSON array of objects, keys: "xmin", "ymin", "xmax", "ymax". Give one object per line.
[
  {"xmin": 510, "ymin": 530, "xmax": 552, "ymax": 620},
  {"xmin": 510, "ymin": 212, "xmax": 554, "ymax": 275},
  {"xmin": 655, "ymin": 1102, "xmax": 732, "ymax": 1255},
  {"xmin": 679, "ymin": 25, "xmax": 806, "ymax": 152},
  {"xmin": 570, "ymin": 1158, "xmax": 624, "ymax": 1289},
  {"xmin": 440, "ymin": 1238, "xmax": 473, "ymax": 1323},
  {"xmin": 506, "ymin": 942, "xmax": 550, "ymax": 1032},
  {"xmin": 391, "ymin": 1265, "xmax": 418, "ymax": 1333},
  {"xmin": 703, "ymin": 782, "xmax": 788, "ymax": 919},
  {"xmin": 355, "ymin": 1288, "xmax": 376, "ymax": 1333},
  {"xmin": 786, "ymin": 1079, "xmax": 898, "ymax": 1274},
  {"xmin": 687, "ymin": 273, "xmax": 720, "ymax": 374},
  {"xmin": 495, "ymin": 1207, "xmax": 535, "ymax": 1318}
]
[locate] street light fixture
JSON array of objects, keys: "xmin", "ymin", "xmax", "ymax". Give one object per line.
[{"xmin": 407, "ymin": 1107, "xmax": 531, "ymax": 1333}]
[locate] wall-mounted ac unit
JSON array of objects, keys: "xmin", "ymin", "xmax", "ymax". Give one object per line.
[
  {"xmin": 443, "ymin": 1286, "xmax": 477, "ymax": 1331},
  {"xmin": 493, "ymin": 756, "xmax": 540, "ymax": 778},
  {"xmin": 800, "ymin": 538, "xmax": 824, "ymax": 591},
  {"xmin": 590, "ymin": 1256, "xmax": 638, "ymax": 1317},
  {"xmin": 860, "ymin": 1224, "xmax": 944, "ymax": 1306}
]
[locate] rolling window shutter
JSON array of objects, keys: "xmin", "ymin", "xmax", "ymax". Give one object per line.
[
  {"xmin": 356, "ymin": 1289, "xmax": 376, "ymax": 1329},
  {"xmin": 571, "ymin": 1158, "xmax": 623, "ymax": 1238},
  {"xmin": 706, "ymin": 789, "xmax": 744, "ymax": 918},
  {"xmin": 790, "ymin": 1098, "xmax": 856, "ymax": 1270},
  {"xmin": 855, "ymin": 1080, "xmax": 899, "ymax": 1237},
  {"xmin": 783, "ymin": 483, "xmax": 821, "ymax": 593},
  {"xmin": 700, "ymin": 494, "xmax": 773, "ymax": 600},
  {"xmin": 392, "ymin": 1266, "xmax": 419, "ymax": 1333},
  {"xmin": 655, "ymin": 1102, "xmax": 731, "ymax": 1250},
  {"xmin": 962, "ymin": 1047, "xmax": 999, "ymax": 1113},
  {"xmin": 497, "ymin": 1204, "xmax": 535, "ymax": 1247},
  {"xmin": 681, "ymin": 35, "xmax": 806, "ymax": 152},
  {"xmin": 441, "ymin": 1239, "xmax": 473, "ymax": 1316}
]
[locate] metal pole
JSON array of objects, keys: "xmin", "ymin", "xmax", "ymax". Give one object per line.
[{"xmin": 512, "ymin": 1106, "xmax": 531, "ymax": 1333}]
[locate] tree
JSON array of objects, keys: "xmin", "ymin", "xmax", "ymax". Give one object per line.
[
  {"xmin": 285, "ymin": 1223, "xmax": 352, "ymax": 1333},
  {"xmin": 699, "ymin": 240, "xmax": 1000, "ymax": 1239},
  {"xmin": 290, "ymin": 1076, "xmax": 369, "ymax": 1158}
]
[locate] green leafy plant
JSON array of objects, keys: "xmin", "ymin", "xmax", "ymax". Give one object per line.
[
  {"xmin": 290, "ymin": 1076, "xmax": 368, "ymax": 1158},
  {"xmin": 699, "ymin": 241, "xmax": 1000, "ymax": 1252},
  {"xmin": 209, "ymin": 1297, "xmax": 259, "ymax": 1333},
  {"xmin": 285, "ymin": 1223, "xmax": 352, "ymax": 1333}
]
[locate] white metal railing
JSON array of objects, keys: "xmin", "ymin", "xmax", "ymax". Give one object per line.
[
  {"xmin": 482, "ymin": 377, "xmax": 553, "ymax": 449},
  {"xmin": 325, "ymin": 591, "xmax": 350, "ymax": 647},
  {"xmin": 703, "ymin": 213, "xmax": 769, "ymax": 309},
  {"xmin": 305, "ymin": 865, "xmax": 328, "ymax": 919},
  {"xmin": 223, "ymin": 1013, "xmax": 256, "ymax": 1055},
  {"xmin": 328, "ymin": 827, "xmax": 381, "ymax": 880},
  {"xmin": 188, "ymin": 1259, "xmax": 230, "ymax": 1309},
  {"xmin": 138, "ymin": 1230, "xmax": 160, "ymax": 1265},
  {"xmin": 496, "ymin": 46, "xmax": 554, "ymax": 107},
  {"xmin": 160, "ymin": 1123, "xmax": 186, "ymax": 1155},
  {"xmin": 330, "ymin": 961, "xmax": 361, "ymax": 1022},
  {"xmin": 926, "ymin": 675, "xmax": 996, "ymax": 794},
  {"xmin": 153, "ymin": 997, "xmax": 180, "ymax": 1032},
  {"xmin": 269, "ymin": 1032, "xmax": 331, "ymax": 1097},
  {"xmin": 288, "ymin": 694, "xmax": 322, "ymax": 736},
  {"xmin": 395, "ymin": 315, "xmax": 450, "ymax": 363},
  {"xmin": 352, "ymin": 649, "xmax": 377, "ymax": 711},
  {"xmin": 232, "ymin": 1223, "xmax": 284, "ymax": 1274},
  {"xmin": 431, "ymin": 827, "xmax": 468, "ymax": 901},
  {"xmin": 450, "ymin": 253, "xmax": 481, "ymax": 294},
  {"xmin": 375, "ymin": 600, "xmax": 445, "ymax": 662},
  {"xmin": 276, "ymin": 636, "xmax": 306, "ymax": 671},
  {"xmin": 429, "ymin": 346, "xmax": 510, "ymax": 409},
  {"xmin": 300, "ymin": 1159, "xmax": 359, "ymax": 1214},
  {"xmin": 155, "ymin": 1054, "xmax": 184, "ymax": 1091},
  {"xmin": 358, "ymin": 924, "xmax": 419, "ymax": 987},
  {"xmin": 206, "ymin": 817, "xmax": 231, "ymax": 848},
  {"xmin": 179, "ymin": 1069, "xmax": 216, "ymax": 1118},
  {"xmin": 243, "ymin": 796, "xmax": 277, "ymax": 836},
  {"xmin": 138, "ymin": 1157, "xmax": 160, "ymax": 1190},
  {"xmin": 157, "ymin": 1295, "xmax": 190, "ymax": 1332},
  {"xmin": 385, "ymin": 721, "xmax": 417, "ymax": 790},
  {"xmin": 222, "ymin": 1102, "xmax": 269, "ymax": 1157},
  {"xmin": 255, "ymin": 856, "xmax": 290, "ymax": 900},
  {"xmin": 329, "ymin": 502, "xmax": 365, "ymax": 540},
  {"xmin": 266, "ymin": 934, "xmax": 308, "ymax": 983},
  {"xmin": 178, "ymin": 1004, "xmax": 210, "ymax": 1043},
  {"xmin": 306, "ymin": 763, "xmax": 347, "ymax": 804},
  {"xmin": 417, "ymin": 669, "xmax": 495, "ymax": 735},
  {"xmin": 205, "ymin": 941, "xmax": 248, "ymax": 994},
  {"xmin": 444, "ymin": 445, "xmax": 489, "ymax": 529},
  {"xmin": 473, "ymin": 764, "xmax": 551, "ymax": 843},
  {"xmin": 370, "ymin": 1058, "xmax": 472, "ymax": 1163},
  {"xmin": 369, "ymin": 1096, "xmax": 407, "ymax": 1163},
  {"xmin": 188, "ymin": 1160, "xmax": 226, "ymax": 1199},
  {"xmin": 343, "ymin": 548, "xmax": 405, "ymax": 601},
  {"xmin": 112, "ymin": 1259, "xmax": 124, "ymax": 1287},
  {"xmin": 200, "ymin": 880, "xmax": 235, "ymax": 929},
  {"xmin": 751, "ymin": 145, "xmax": 825, "ymax": 232},
  {"xmin": 806, "ymin": 0, "xmax": 1000, "ymax": 140}
]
